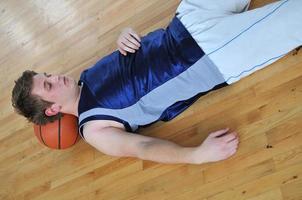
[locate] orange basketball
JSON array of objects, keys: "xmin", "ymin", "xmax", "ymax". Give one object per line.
[{"xmin": 33, "ymin": 114, "xmax": 80, "ymax": 150}]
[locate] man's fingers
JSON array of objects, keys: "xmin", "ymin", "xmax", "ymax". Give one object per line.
[
  {"xmin": 129, "ymin": 29, "xmax": 141, "ymax": 42},
  {"xmin": 121, "ymin": 37, "xmax": 139, "ymax": 51},
  {"xmin": 222, "ymin": 132, "xmax": 238, "ymax": 142},
  {"xmin": 227, "ymin": 138, "xmax": 239, "ymax": 149},
  {"xmin": 120, "ymin": 42, "xmax": 136, "ymax": 53},
  {"xmin": 117, "ymin": 28, "xmax": 141, "ymax": 54},
  {"xmin": 210, "ymin": 128, "xmax": 230, "ymax": 138},
  {"xmin": 125, "ymin": 34, "xmax": 140, "ymax": 49},
  {"xmin": 118, "ymin": 47, "xmax": 127, "ymax": 56},
  {"xmin": 228, "ymin": 148, "xmax": 237, "ymax": 157}
]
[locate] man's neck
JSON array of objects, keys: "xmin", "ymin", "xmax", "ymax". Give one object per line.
[{"xmin": 61, "ymin": 85, "xmax": 82, "ymax": 117}]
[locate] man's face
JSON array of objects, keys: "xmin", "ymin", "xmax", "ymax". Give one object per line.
[{"xmin": 31, "ymin": 73, "xmax": 79, "ymax": 110}]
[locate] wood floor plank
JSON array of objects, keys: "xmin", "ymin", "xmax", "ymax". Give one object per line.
[{"xmin": 0, "ymin": 0, "xmax": 301, "ymax": 199}]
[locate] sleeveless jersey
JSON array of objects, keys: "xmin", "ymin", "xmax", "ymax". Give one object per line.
[{"xmin": 78, "ymin": 16, "xmax": 226, "ymax": 139}]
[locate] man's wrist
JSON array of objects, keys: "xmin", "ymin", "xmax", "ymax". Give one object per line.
[
  {"xmin": 138, "ymin": 140, "xmax": 206, "ymax": 164},
  {"xmin": 189, "ymin": 146, "xmax": 208, "ymax": 165},
  {"xmin": 186, "ymin": 147, "xmax": 206, "ymax": 165}
]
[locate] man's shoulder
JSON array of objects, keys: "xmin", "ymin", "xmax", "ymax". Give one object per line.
[{"xmin": 82, "ymin": 120, "xmax": 125, "ymax": 133}]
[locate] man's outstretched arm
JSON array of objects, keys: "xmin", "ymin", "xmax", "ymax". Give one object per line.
[{"xmin": 83, "ymin": 126, "xmax": 239, "ymax": 165}]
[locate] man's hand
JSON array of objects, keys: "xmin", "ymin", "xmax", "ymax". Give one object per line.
[
  {"xmin": 192, "ymin": 128, "xmax": 239, "ymax": 164},
  {"xmin": 117, "ymin": 28, "xmax": 141, "ymax": 56}
]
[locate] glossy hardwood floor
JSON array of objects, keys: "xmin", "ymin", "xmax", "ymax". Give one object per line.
[{"xmin": 0, "ymin": 0, "xmax": 302, "ymax": 199}]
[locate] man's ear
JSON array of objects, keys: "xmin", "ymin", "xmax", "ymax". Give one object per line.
[{"xmin": 45, "ymin": 104, "xmax": 61, "ymax": 116}]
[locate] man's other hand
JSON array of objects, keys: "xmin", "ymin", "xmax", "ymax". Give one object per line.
[{"xmin": 117, "ymin": 28, "xmax": 141, "ymax": 56}]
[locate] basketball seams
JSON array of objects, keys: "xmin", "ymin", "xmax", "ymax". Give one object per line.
[
  {"xmin": 39, "ymin": 125, "xmax": 49, "ymax": 147},
  {"xmin": 58, "ymin": 114, "xmax": 61, "ymax": 149}
]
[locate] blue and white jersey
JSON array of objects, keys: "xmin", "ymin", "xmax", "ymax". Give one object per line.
[{"xmin": 78, "ymin": 17, "xmax": 226, "ymax": 139}]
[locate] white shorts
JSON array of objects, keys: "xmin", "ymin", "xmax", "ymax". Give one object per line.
[{"xmin": 176, "ymin": 0, "xmax": 302, "ymax": 84}]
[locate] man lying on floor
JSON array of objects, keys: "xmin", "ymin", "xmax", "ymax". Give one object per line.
[{"xmin": 12, "ymin": 0, "xmax": 302, "ymax": 164}]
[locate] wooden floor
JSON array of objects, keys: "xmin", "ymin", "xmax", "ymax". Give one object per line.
[{"xmin": 1, "ymin": 0, "xmax": 302, "ymax": 199}]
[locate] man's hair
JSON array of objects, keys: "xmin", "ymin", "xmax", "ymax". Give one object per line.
[{"xmin": 11, "ymin": 70, "xmax": 60, "ymax": 125}]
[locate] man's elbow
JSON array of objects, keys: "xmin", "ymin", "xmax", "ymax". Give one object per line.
[
  {"xmin": 111, "ymin": 142, "xmax": 145, "ymax": 158},
  {"xmin": 106, "ymin": 142, "xmax": 148, "ymax": 159}
]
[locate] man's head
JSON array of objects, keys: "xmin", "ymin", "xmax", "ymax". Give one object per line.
[{"xmin": 12, "ymin": 70, "xmax": 79, "ymax": 125}]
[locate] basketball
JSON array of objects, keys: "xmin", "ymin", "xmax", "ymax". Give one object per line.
[{"xmin": 33, "ymin": 114, "xmax": 80, "ymax": 150}]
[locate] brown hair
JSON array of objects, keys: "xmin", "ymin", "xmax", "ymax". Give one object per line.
[{"xmin": 11, "ymin": 70, "xmax": 60, "ymax": 125}]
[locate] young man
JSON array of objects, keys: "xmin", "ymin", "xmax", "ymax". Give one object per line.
[{"xmin": 12, "ymin": 0, "xmax": 301, "ymax": 164}]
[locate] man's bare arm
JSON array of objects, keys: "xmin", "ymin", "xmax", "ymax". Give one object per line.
[{"xmin": 83, "ymin": 126, "xmax": 239, "ymax": 165}]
